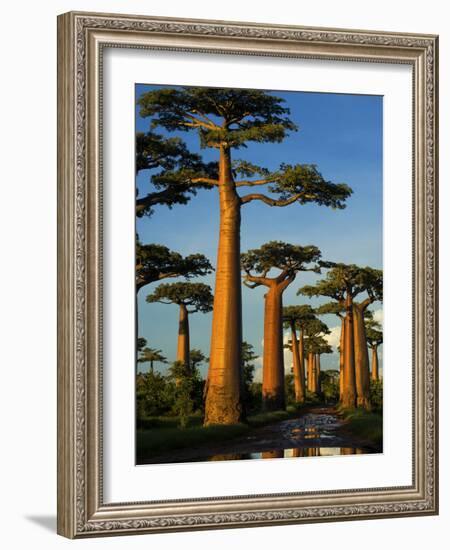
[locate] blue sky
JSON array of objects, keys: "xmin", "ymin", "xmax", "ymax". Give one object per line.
[{"xmin": 135, "ymin": 85, "xmax": 383, "ymax": 378}]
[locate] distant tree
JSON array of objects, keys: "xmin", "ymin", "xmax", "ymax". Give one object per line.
[
  {"xmin": 137, "ymin": 337, "xmax": 148, "ymax": 353},
  {"xmin": 282, "ymin": 304, "xmax": 316, "ymax": 404},
  {"xmin": 138, "ymin": 347, "xmax": 167, "ymax": 373},
  {"xmin": 303, "ymin": 323, "xmax": 331, "ymax": 394},
  {"xmin": 136, "ymin": 240, "xmax": 213, "ymax": 293},
  {"xmin": 167, "ymin": 361, "xmax": 194, "ymax": 428},
  {"xmin": 299, "ymin": 263, "xmax": 382, "ymax": 410},
  {"xmin": 242, "ymin": 241, "xmax": 321, "ymax": 410},
  {"xmin": 139, "ymin": 86, "xmax": 352, "ymax": 425},
  {"xmin": 365, "ymin": 318, "xmax": 383, "ymax": 381},
  {"xmin": 241, "ymin": 341, "xmax": 259, "ymax": 412},
  {"xmin": 316, "ymin": 302, "xmax": 345, "ymax": 399},
  {"xmin": 320, "ymin": 370, "xmax": 340, "ymax": 403},
  {"xmin": 146, "ymin": 282, "xmax": 213, "ymax": 371}
]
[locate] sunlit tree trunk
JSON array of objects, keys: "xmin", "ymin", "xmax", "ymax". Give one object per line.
[
  {"xmin": 262, "ymin": 450, "xmax": 284, "ymax": 459},
  {"xmin": 339, "ymin": 317, "xmax": 345, "ymax": 400},
  {"xmin": 309, "ymin": 352, "xmax": 318, "ymax": 393},
  {"xmin": 307, "ymin": 352, "xmax": 314, "ymax": 392},
  {"xmin": 290, "ymin": 321, "xmax": 305, "ymax": 403},
  {"xmin": 353, "ymin": 303, "xmax": 371, "ymax": 410},
  {"xmin": 262, "ymin": 283, "xmax": 285, "ymax": 410},
  {"xmin": 299, "ymin": 328, "xmax": 306, "ymax": 397},
  {"xmin": 342, "ymin": 293, "xmax": 357, "ymax": 408},
  {"xmin": 371, "ymin": 345, "xmax": 379, "ymax": 381},
  {"xmin": 176, "ymin": 303, "xmax": 190, "ymax": 371},
  {"xmin": 205, "ymin": 146, "xmax": 243, "ymax": 425},
  {"xmin": 316, "ymin": 354, "xmax": 321, "ymax": 394}
]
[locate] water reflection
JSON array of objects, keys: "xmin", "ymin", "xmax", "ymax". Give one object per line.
[{"xmin": 208, "ymin": 447, "xmax": 368, "ymax": 461}]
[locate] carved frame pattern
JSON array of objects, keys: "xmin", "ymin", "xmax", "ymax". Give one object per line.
[{"xmin": 57, "ymin": 11, "xmax": 438, "ymax": 538}]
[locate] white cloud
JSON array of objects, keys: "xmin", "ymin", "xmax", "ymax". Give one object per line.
[
  {"xmin": 372, "ymin": 308, "xmax": 383, "ymax": 326},
  {"xmin": 324, "ymin": 325, "xmax": 341, "ymax": 351}
]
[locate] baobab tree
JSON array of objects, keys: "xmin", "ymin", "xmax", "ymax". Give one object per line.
[
  {"xmin": 138, "ymin": 86, "xmax": 352, "ymax": 425},
  {"xmin": 299, "ymin": 264, "xmax": 382, "ymax": 409},
  {"xmin": 282, "ymin": 305, "xmax": 316, "ymax": 404},
  {"xmin": 242, "ymin": 242, "xmax": 321, "ymax": 410},
  {"xmin": 303, "ymin": 321, "xmax": 330, "ymax": 394},
  {"xmin": 316, "ymin": 302, "xmax": 345, "ymax": 399},
  {"xmin": 136, "ymin": 130, "xmax": 216, "ymax": 217},
  {"xmin": 365, "ymin": 319, "xmax": 383, "ymax": 381},
  {"xmin": 136, "ymin": 240, "xmax": 212, "ymax": 293},
  {"xmin": 146, "ymin": 282, "xmax": 213, "ymax": 371},
  {"xmin": 137, "ymin": 347, "xmax": 167, "ymax": 373}
]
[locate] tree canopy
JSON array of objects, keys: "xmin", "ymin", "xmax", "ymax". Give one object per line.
[
  {"xmin": 298, "ymin": 263, "xmax": 383, "ymax": 304},
  {"xmin": 365, "ymin": 319, "xmax": 383, "ymax": 347},
  {"xmin": 241, "ymin": 241, "xmax": 321, "ymax": 287},
  {"xmin": 146, "ymin": 282, "xmax": 214, "ymax": 313},
  {"xmin": 138, "ymin": 87, "xmax": 353, "ymax": 210},
  {"xmin": 138, "ymin": 347, "xmax": 168, "ymax": 367},
  {"xmin": 136, "ymin": 240, "xmax": 213, "ymax": 291},
  {"xmin": 282, "ymin": 304, "xmax": 317, "ymax": 329},
  {"xmin": 136, "ymin": 130, "xmax": 217, "ymax": 217}
]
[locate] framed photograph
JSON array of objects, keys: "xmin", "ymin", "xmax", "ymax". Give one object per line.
[{"xmin": 57, "ymin": 11, "xmax": 439, "ymax": 538}]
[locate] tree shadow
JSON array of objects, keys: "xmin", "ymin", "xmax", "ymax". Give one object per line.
[{"xmin": 25, "ymin": 515, "xmax": 56, "ymax": 533}]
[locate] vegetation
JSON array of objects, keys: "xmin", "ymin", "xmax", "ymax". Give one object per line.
[
  {"xmin": 138, "ymin": 87, "xmax": 352, "ymax": 426},
  {"xmin": 241, "ymin": 241, "xmax": 321, "ymax": 410},
  {"xmin": 134, "ymin": 85, "xmax": 383, "ymax": 460}
]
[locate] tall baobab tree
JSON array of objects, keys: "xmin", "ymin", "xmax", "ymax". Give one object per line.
[
  {"xmin": 365, "ymin": 319, "xmax": 383, "ymax": 381},
  {"xmin": 241, "ymin": 242, "xmax": 321, "ymax": 410},
  {"xmin": 137, "ymin": 347, "xmax": 167, "ymax": 373},
  {"xmin": 138, "ymin": 87, "xmax": 352, "ymax": 425},
  {"xmin": 282, "ymin": 305, "xmax": 316, "ymax": 404},
  {"xmin": 146, "ymin": 282, "xmax": 213, "ymax": 371},
  {"xmin": 299, "ymin": 264, "xmax": 382, "ymax": 409}
]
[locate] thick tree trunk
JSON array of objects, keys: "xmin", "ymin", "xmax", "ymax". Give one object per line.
[
  {"xmin": 308, "ymin": 352, "xmax": 317, "ymax": 393},
  {"xmin": 262, "ymin": 284, "xmax": 285, "ymax": 410},
  {"xmin": 176, "ymin": 303, "xmax": 190, "ymax": 371},
  {"xmin": 150, "ymin": 360, "xmax": 154, "ymax": 373},
  {"xmin": 353, "ymin": 304, "xmax": 371, "ymax": 410},
  {"xmin": 204, "ymin": 146, "xmax": 243, "ymax": 425},
  {"xmin": 290, "ymin": 322, "xmax": 305, "ymax": 403},
  {"xmin": 339, "ymin": 317, "xmax": 345, "ymax": 400},
  {"xmin": 299, "ymin": 328, "xmax": 306, "ymax": 397},
  {"xmin": 341, "ymin": 294, "xmax": 357, "ymax": 408},
  {"xmin": 371, "ymin": 345, "xmax": 379, "ymax": 381},
  {"xmin": 316, "ymin": 354, "xmax": 321, "ymax": 394}
]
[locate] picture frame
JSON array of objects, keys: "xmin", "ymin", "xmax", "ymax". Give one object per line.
[{"xmin": 57, "ymin": 11, "xmax": 439, "ymax": 538}]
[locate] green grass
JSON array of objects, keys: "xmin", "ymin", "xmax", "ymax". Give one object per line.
[
  {"xmin": 339, "ymin": 408, "xmax": 383, "ymax": 448},
  {"xmin": 137, "ymin": 407, "xmax": 304, "ymax": 460}
]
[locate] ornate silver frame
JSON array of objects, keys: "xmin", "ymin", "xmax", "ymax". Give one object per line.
[{"xmin": 57, "ymin": 11, "xmax": 439, "ymax": 538}]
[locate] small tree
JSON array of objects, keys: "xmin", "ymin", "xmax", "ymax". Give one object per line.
[
  {"xmin": 303, "ymin": 324, "xmax": 331, "ymax": 394},
  {"xmin": 137, "ymin": 347, "xmax": 167, "ymax": 373},
  {"xmin": 167, "ymin": 361, "xmax": 194, "ymax": 428},
  {"xmin": 241, "ymin": 341, "xmax": 259, "ymax": 412},
  {"xmin": 365, "ymin": 318, "xmax": 383, "ymax": 381},
  {"xmin": 242, "ymin": 241, "xmax": 321, "ymax": 410},
  {"xmin": 146, "ymin": 282, "xmax": 213, "ymax": 371}
]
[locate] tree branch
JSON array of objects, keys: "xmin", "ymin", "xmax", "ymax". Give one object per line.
[
  {"xmin": 235, "ymin": 177, "xmax": 279, "ymax": 188},
  {"xmin": 190, "ymin": 177, "xmax": 220, "ymax": 186},
  {"xmin": 240, "ymin": 193, "xmax": 303, "ymax": 206}
]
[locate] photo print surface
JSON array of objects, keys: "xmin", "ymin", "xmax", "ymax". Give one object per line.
[{"xmin": 135, "ymin": 85, "xmax": 383, "ymax": 465}]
